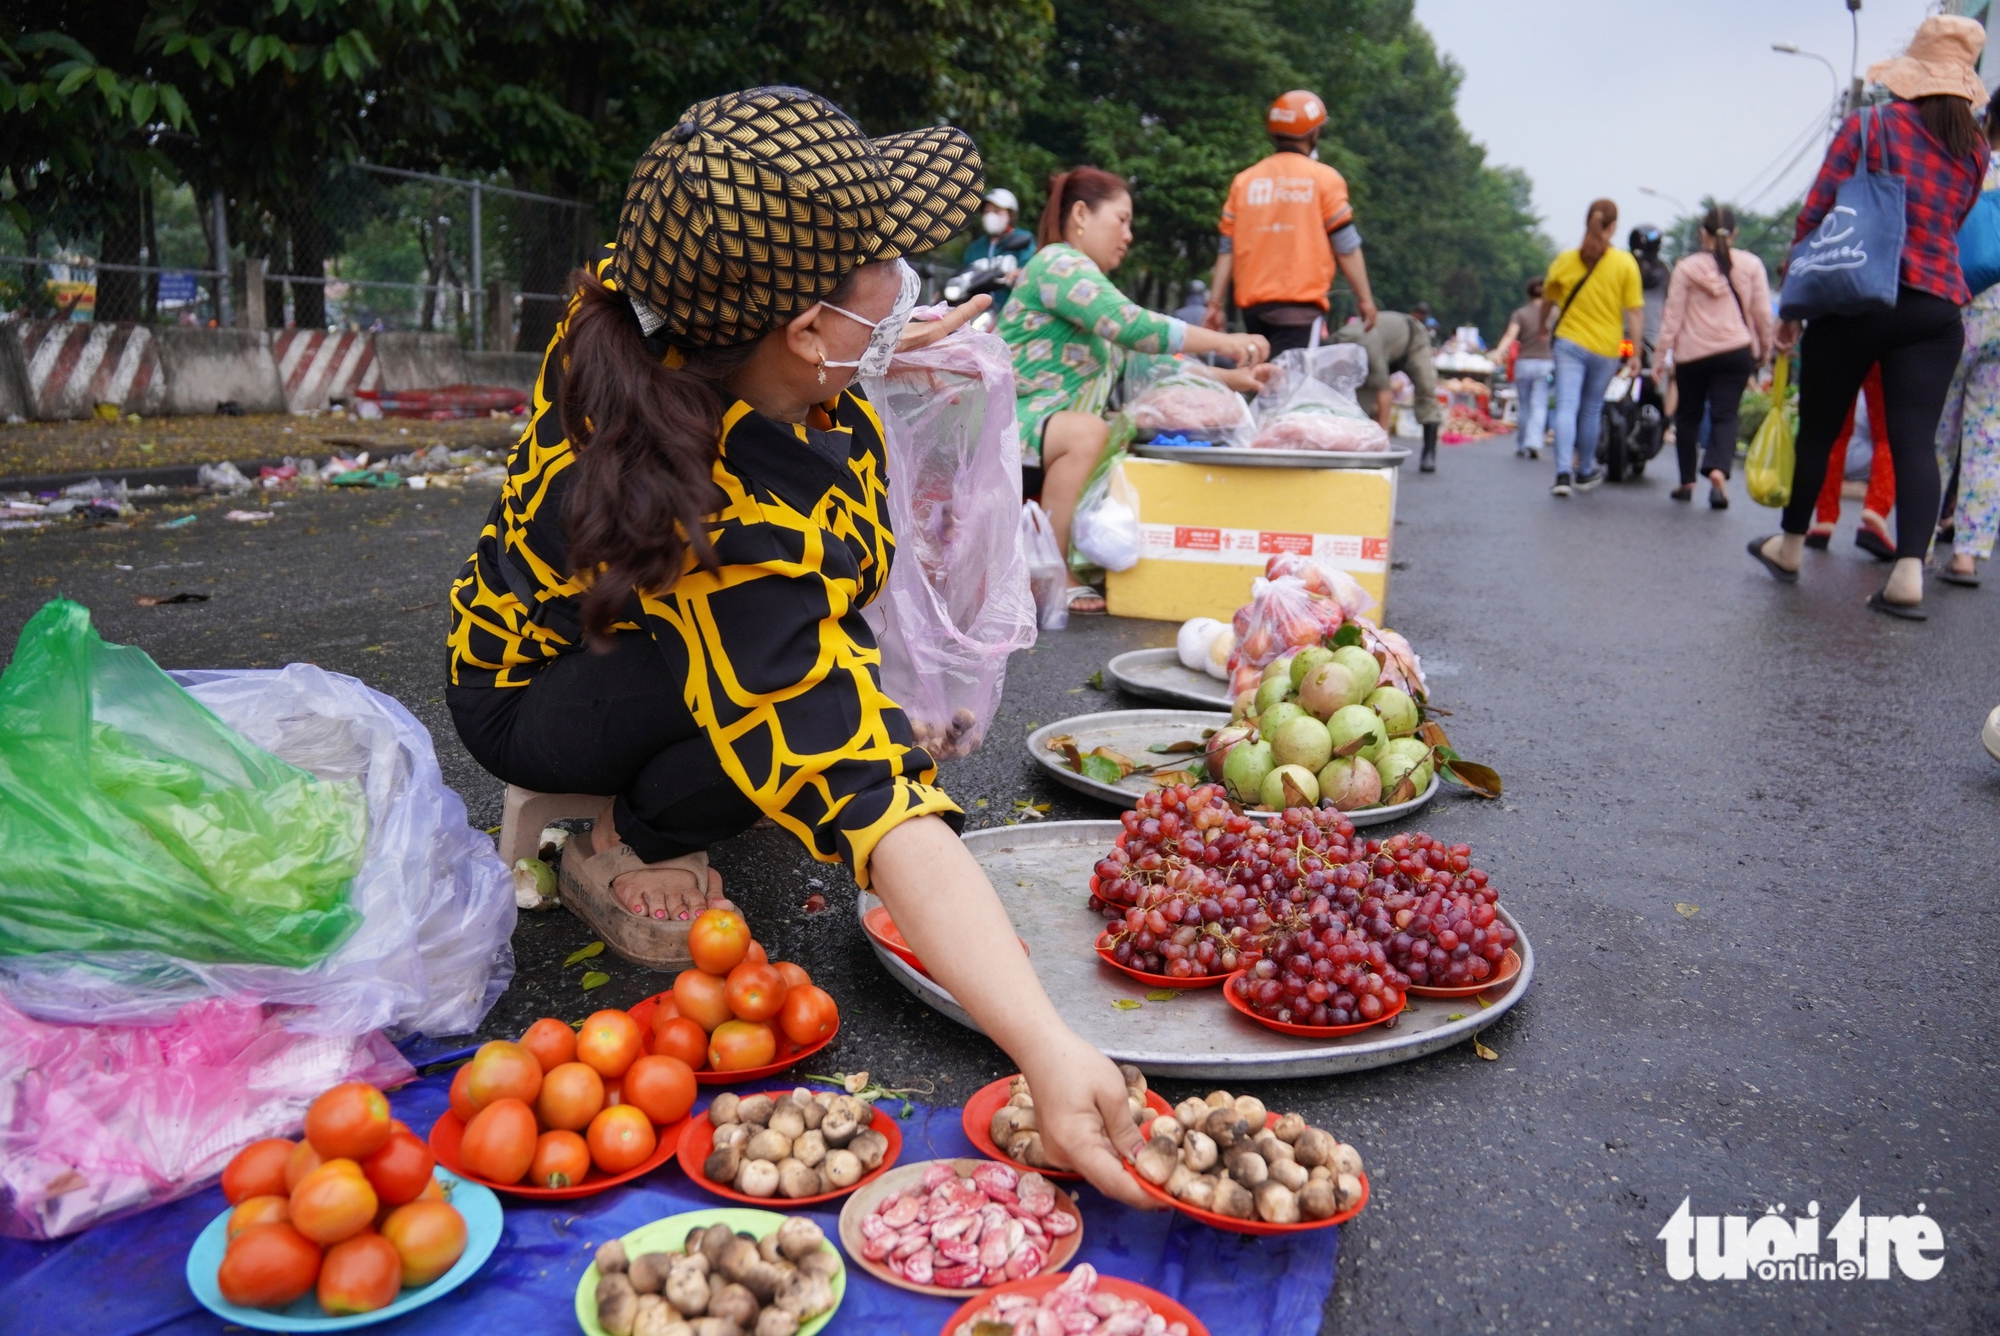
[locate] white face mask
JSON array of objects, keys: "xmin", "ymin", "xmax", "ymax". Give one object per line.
[
  {"xmin": 981, "ymin": 210, "xmax": 1009, "ymax": 236},
  {"xmin": 820, "ymin": 259, "xmax": 921, "ymax": 381}
]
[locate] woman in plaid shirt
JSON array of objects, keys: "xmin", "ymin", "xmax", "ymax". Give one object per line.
[{"xmin": 1755, "ymin": 16, "xmax": 1989, "ymax": 619}]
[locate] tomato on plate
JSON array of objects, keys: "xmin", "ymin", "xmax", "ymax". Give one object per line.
[
  {"xmin": 725, "ymin": 961, "xmax": 787, "ymax": 1022},
  {"xmin": 381, "ymin": 1199, "xmax": 468, "ymax": 1287},
  {"xmin": 317, "ymin": 1231, "xmax": 402, "ymax": 1315},
  {"xmin": 458, "ymin": 1097, "xmax": 538, "ymax": 1185},
  {"xmin": 217, "ymin": 1222, "xmax": 322, "ymax": 1309},
  {"xmin": 744, "ymin": 941, "xmax": 768, "ymax": 965},
  {"xmin": 707, "ymin": 1019, "xmax": 778, "ymax": 1072},
  {"xmin": 519, "ymin": 1017, "xmax": 577, "ymax": 1073},
  {"xmin": 650, "ymin": 1016, "xmax": 709, "ymax": 1069},
  {"xmin": 688, "ymin": 908, "xmax": 751, "ymax": 975},
  {"xmin": 284, "ymin": 1140, "xmax": 324, "ymax": 1193},
  {"xmin": 529, "ymin": 1129, "xmax": 592, "ymax": 1188},
  {"xmin": 447, "ymin": 1064, "xmax": 479, "ymax": 1122},
  {"xmin": 586, "ymin": 1104, "xmax": 657, "ymax": 1174},
  {"xmin": 622, "ymin": 1055, "xmax": 696, "ymax": 1126},
  {"xmin": 227, "ymin": 1195, "xmax": 291, "ymax": 1240},
  {"xmin": 290, "ymin": 1160, "xmax": 377, "ymax": 1245},
  {"xmin": 536, "ymin": 1061, "xmax": 606, "ymax": 1132},
  {"xmin": 672, "ymin": 969, "xmax": 733, "ymax": 1033},
  {"xmin": 465, "ymin": 1040, "xmax": 543, "ymax": 1109},
  {"xmin": 304, "ymin": 1083, "xmax": 392, "ymax": 1161},
  {"xmin": 777, "ymin": 983, "xmax": 839, "ymax": 1047},
  {"xmin": 222, "ymin": 1138, "xmax": 296, "ymax": 1205},
  {"xmin": 576, "ymin": 1009, "xmax": 644, "ymax": 1079},
  {"xmin": 359, "ymin": 1130, "xmax": 436, "ymax": 1206},
  {"xmin": 772, "ymin": 961, "xmax": 812, "ymax": 991}
]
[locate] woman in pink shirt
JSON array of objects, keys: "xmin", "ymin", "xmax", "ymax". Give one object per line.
[{"xmin": 1655, "ymin": 204, "xmax": 1774, "ymax": 508}]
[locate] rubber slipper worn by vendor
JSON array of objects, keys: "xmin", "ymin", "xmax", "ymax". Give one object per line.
[{"xmin": 443, "ymin": 87, "xmax": 1155, "ymax": 1210}]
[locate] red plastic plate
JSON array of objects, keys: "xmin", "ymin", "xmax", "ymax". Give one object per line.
[
  {"xmin": 677, "ymin": 1093, "xmax": 902, "ymax": 1206},
  {"xmin": 1220, "ymin": 971, "xmax": 1405, "ymax": 1037},
  {"xmin": 961, "ymin": 1075, "xmax": 1173, "ymax": 1182},
  {"xmin": 1091, "ymin": 930, "xmax": 1238, "ymax": 989},
  {"xmin": 1404, "ymin": 948, "xmax": 1522, "ymax": 999},
  {"xmin": 940, "ymin": 1271, "xmax": 1210, "ymax": 1336},
  {"xmin": 1127, "ymin": 1159, "xmax": 1369, "ymax": 1235},
  {"xmin": 428, "ymin": 1108, "xmax": 684, "ymax": 1200},
  {"xmin": 628, "ymin": 992, "xmax": 839, "ymax": 1085},
  {"xmin": 863, "ymin": 905, "xmax": 1027, "ymax": 979}
]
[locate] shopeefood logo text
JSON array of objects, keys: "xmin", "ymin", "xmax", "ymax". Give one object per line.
[{"xmin": 1658, "ymin": 1198, "xmax": 1943, "ymax": 1282}]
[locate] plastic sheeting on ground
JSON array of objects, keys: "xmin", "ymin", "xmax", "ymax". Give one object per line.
[{"xmin": 0, "ymin": 1066, "xmax": 1341, "ymax": 1336}]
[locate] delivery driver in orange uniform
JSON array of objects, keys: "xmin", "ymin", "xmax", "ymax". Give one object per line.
[{"xmin": 1202, "ymin": 90, "xmax": 1379, "ymax": 355}]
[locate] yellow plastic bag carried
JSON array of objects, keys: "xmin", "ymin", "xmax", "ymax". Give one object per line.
[{"xmin": 1745, "ymin": 354, "xmax": 1795, "ymax": 508}]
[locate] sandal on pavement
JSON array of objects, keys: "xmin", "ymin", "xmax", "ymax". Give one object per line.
[
  {"xmin": 1804, "ymin": 529, "xmax": 1832, "ymax": 550},
  {"xmin": 1671, "ymin": 484, "xmax": 1694, "ymax": 502},
  {"xmin": 1938, "ymin": 567, "xmax": 1981, "ymax": 588},
  {"xmin": 1747, "ymin": 536, "xmax": 1799, "ymax": 583},
  {"xmin": 1708, "ymin": 480, "xmax": 1729, "ymax": 509},
  {"xmin": 1866, "ymin": 591, "xmax": 1928, "ymax": 621},
  {"xmin": 1065, "ymin": 584, "xmax": 1107, "ymax": 616},
  {"xmin": 559, "ymin": 833, "xmax": 702, "ymax": 969},
  {"xmin": 1854, "ymin": 524, "xmax": 1896, "ymax": 562}
]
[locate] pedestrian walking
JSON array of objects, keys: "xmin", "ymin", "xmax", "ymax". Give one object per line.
[
  {"xmin": 1655, "ymin": 204, "xmax": 1773, "ymax": 508},
  {"xmin": 1931, "ymin": 111, "xmax": 2000, "ymax": 588},
  {"xmin": 1805, "ymin": 368, "xmax": 1896, "ymax": 552},
  {"xmin": 1204, "ymin": 90, "xmax": 1380, "ymax": 354},
  {"xmin": 1332, "ymin": 309, "xmax": 1443, "ymax": 468},
  {"xmin": 1541, "ymin": 199, "xmax": 1646, "ymax": 496},
  {"xmin": 1754, "ymin": 16, "xmax": 1990, "ymax": 620},
  {"xmin": 1491, "ymin": 278, "xmax": 1553, "ymax": 458}
]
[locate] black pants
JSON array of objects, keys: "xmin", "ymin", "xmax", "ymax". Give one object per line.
[
  {"xmin": 449, "ymin": 635, "xmax": 761, "ymax": 863},
  {"xmin": 1241, "ymin": 309, "xmax": 1319, "ymax": 355},
  {"xmin": 1783, "ymin": 287, "xmax": 1962, "ymax": 557},
  {"xmin": 1673, "ymin": 346, "xmax": 1756, "ymax": 483}
]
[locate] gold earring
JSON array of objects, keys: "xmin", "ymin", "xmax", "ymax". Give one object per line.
[{"xmin": 817, "ymin": 360, "xmax": 827, "ymax": 385}]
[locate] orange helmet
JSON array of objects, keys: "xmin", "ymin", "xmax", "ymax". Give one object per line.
[{"xmin": 1267, "ymin": 90, "xmax": 1326, "ymax": 136}]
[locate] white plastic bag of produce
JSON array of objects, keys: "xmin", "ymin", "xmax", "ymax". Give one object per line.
[
  {"xmin": 1124, "ymin": 358, "xmax": 1257, "ymax": 446},
  {"xmin": 0, "ymin": 664, "xmax": 517, "ymax": 1038},
  {"xmin": 1250, "ymin": 346, "xmax": 1390, "ymax": 452},
  {"xmin": 860, "ymin": 326, "xmax": 1039, "ymax": 758},
  {"xmin": 1019, "ymin": 499, "xmax": 1069, "ymax": 631},
  {"xmin": 1070, "ymin": 459, "xmax": 1141, "ymax": 572}
]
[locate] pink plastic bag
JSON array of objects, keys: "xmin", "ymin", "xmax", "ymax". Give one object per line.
[
  {"xmin": 1224, "ymin": 576, "xmax": 1345, "ymax": 697},
  {"xmin": 1262, "ymin": 554, "xmax": 1379, "ymax": 623},
  {"xmin": 861, "ymin": 323, "xmax": 1039, "ymax": 758},
  {"xmin": 0, "ymin": 998, "xmax": 413, "ymax": 1239}
]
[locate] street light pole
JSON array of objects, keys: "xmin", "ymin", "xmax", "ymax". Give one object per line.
[
  {"xmin": 1772, "ymin": 42, "xmax": 1841, "ymax": 110},
  {"xmin": 1639, "ymin": 186, "xmax": 1688, "ymax": 215}
]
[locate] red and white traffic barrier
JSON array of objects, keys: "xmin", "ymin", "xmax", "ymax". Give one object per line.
[
  {"xmin": 6, "ymin": 322, "xmax": 164, "ymax": 419},
  {"xmin": 273, "ymin": 329, "xmax": 379, "ymax": 413}
]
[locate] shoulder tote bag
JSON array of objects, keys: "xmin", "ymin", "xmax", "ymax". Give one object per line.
[
  {"xmin": 1958, "ymin": 188, "xmax": 2000, "ymax": 299},
  {"xmin": 1779, "ymin": 106, "xmax": 1906, "ymax": 320}
]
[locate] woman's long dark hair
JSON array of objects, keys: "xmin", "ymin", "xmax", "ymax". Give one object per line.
[
  {"xmin": 1701, "ymin": 203, "xmax": 1737, "ymax": 280},
  {"xmin": 557, "ymin": 271, "xmax": 749, "ymax": 643},
  {"xmin": 1579, "ymin": 198, "xmax": 1618, "ymax": 265},
  {"xmin": 1914, "ymin": 94, "xmax": 1982, "ymax": 158}
]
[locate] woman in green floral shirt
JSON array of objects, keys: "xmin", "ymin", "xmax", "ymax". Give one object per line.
[{"xmin": 1000, "ymin": 167, "xmax": 1270, "ymax": 611}]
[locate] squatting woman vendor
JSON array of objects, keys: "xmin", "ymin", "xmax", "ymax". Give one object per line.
[{"xmin": 445, "ymin": 87, "xmax": 1149, "ymax": 1207}]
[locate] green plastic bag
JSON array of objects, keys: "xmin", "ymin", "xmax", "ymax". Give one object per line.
[
  {"xmin": 0, "ymin": 600, "xmax": 367, "ymax": 966},
  {"xmin": 1745, "ymin": 354, "xmax": 1796, "ymax": 508}
]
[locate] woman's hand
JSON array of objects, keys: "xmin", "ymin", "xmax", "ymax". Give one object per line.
[
  {"xmin": 1225, "ymin": 332, "xmax": 1270, "ymax": 366},
  {"xmin": 1016, "ymin": 1032, "xmax": 1152, "ymax": 1208},
  {"xmin": 899, "ymin": 294, "xmax": 991, "ymax": 352},
  {"xmin": 1201, "ymin": 302, "xmax": 1227, "ymax": 333},
  {"xmin": 1213, "ymin": 363, "xmax": 1278, "ymax": 395},
  {"xmin": 1774, "ymin": 319, "xmax": 1801, "ymax": 355}
]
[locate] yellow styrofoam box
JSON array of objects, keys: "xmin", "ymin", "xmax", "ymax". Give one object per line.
[{"xmin": 1104, "ymin": 457, "xmax": 1396, "ymax": 623}]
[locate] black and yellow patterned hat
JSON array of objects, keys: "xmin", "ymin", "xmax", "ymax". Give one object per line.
[{"xmin": 613, "ymin": 86, "xmax": 984, "ymax": 348}]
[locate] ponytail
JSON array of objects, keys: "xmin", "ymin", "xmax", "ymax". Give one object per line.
[
  {"xmin": 1578, "ymin": 197, "xmax": 1618, "ymax": 265},
  {"xmin": 558, "ymin": 270, "xmax": 750, "ymax": 643},
  {"xmin": 1702, "ymin": 203, "xmax": 1737, "ymax": 280},
  {"xmin": 1037, "ymin": 166, "xmax": 1129, "ymax": 247}
]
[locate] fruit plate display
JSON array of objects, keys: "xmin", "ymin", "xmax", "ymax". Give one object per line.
[
  {"xmin": 940, "ymin": 1271, "xmax": 1210, "ymax": 1336},
  {"xmin": 572, "ymin": 1207, "xmax": 845, "ymax": 1336},
  {"xmin": 1025, "ymin": 710, "xmax": 1439, "ymax": 829},
  {"xmin": 861, "ymin": 821, "xmax": 1534, "ymax": 1080},
  {"xmin": 837, "ymin": 1158, "xmax": 1084, "ymax": 1297},
  {"xmin": 1130, "ymin": 442, "xmax": 1411, "ymax": 470},
  {"xmin": 430, "ymin": 1108, "xmax": 685, "ymax": 1200},
  {"xmin": 862, "ymin": 905, "xmax": 1028, "ymax": 979},
  {"xmin": 1221, "ymin": 972, "xmax": 1406, "ymax": 1037},
  {"xmin": 1405, "ymin": 947, "xmax": 1522, "ymax": 999},
  {"xmin": 185, "ymin": 1169, "xmax": 503, "ymax": 1332},
  {"xmin": 1092, "ymin": 930, "xmax": 1237, "ymax": 989},
  {"xmin": 1105, "ymin": 648, "xmax": 1233, "ymax": 709},
  {"xmin": 1130, "ymin": 1159, "xmax": 1369, "ymax": 1236},
  {"xmin": 961, "ymin": 1075, "xmax": 1173, "ymax": 1182},
  {"xmin": 678, "ymin": 1092, "xmax": 902, "ymax": 1206},
  {"xmin": 628, "ymin": 991, "xmax": 840, "ymax": 1085}
]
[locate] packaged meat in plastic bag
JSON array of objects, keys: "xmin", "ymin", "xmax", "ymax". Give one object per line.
[
  {"xmin": 0, "ymin": 996, "xmax": 414, "ymax": 1239},
  {"xmin": 1125, "ymin": 359, "xmax": 1256, "ymax": 446},
  {"xmin": 1250, "ymin": 345, "xmax": 1390, "ymax": 452},
  {"xmin": 861, "ymin": 327, "xmax": 1038, "ymax": 757},
  {"xmin": 1264, "ymin": 553, "xmax": 1379, "ymax": 623}
]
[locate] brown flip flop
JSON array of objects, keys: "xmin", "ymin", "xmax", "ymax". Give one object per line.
[{"xmin": 558, "ymin": 836, "xmax": 699, "ymax": 970}]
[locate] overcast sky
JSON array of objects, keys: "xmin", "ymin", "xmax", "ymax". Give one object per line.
[{"xmin": 1411, "ymin": 0, "xmax": 1948, "ymax": 245}]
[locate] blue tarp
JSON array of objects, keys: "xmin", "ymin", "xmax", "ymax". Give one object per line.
[{"xmin": 0, "ymin": 1067, "xmax": 1340, "ymax": 1336}]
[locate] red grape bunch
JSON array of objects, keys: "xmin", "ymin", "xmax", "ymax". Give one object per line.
[{"xmin": 1355, "ymin": 832, "xmax": 1516, "ymax": 987}]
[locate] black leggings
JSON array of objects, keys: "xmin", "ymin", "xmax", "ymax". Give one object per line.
[
  {"xmin": 1242, "ymin": 309, "xmax": 1318, "ymax": 356},
  {"xmin": 448, "ymin": 635, "xmax": 761, "ymax": 864},
  {"xmin": 1783, "ymin": 287, "xmax": 1963, "ymax": 557},
  {"xmin": 1672, "ymin": 346, "xmax": 1755, "ymax": 483}
]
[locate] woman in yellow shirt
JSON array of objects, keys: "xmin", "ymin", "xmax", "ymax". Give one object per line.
[{"xmin": 1541, "ymin": 198, "xmax": 1647, "ymax": 496}]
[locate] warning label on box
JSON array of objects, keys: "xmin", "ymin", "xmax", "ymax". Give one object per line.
[{"xmin": 1137, "ymin": 524, "xmax": 1388, "ymax": 573}]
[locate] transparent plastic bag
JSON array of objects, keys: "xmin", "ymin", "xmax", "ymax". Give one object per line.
[
  {"xmin": 1071, "ymin": 459, "xmax": 1141, "ymax": 572},
  {"xmin": 1224, "ymin": 575, "xmax": 1347, "ymax": 696},
  {"xmin": 0, "ymin": 996, "xmax": 414, "ymax": 1239},
  {"xmin": 1263, "ymin": 553, "xmax": 1379, "ymax": 623},
  {"xmin": 1125, "ymin": 359, "xmax": 1257, "ymax": 446},
  {"xmin": 0, "ymin": 625, "xmax": 517, "ymax": 1039},
  {"xmin": 1020, "ymin": 500, "xmax": 1069, "ymax": 632},
  {"xmin": 861, "ymin": 327, "xmax": 1039, "ymax": 758},
  {"xmin": 1250, "ymin": 346, "xmax": 1390, "ymax": 452}
]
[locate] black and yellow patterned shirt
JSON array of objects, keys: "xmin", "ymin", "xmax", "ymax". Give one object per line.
[{"xmin": 448, "ymin": 286, "xmax": 961, "ymax": 885}]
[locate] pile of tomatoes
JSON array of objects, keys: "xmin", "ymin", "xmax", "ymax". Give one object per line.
[
  {"xmin": 649, "ymin": 908, "xmax": 841, "ymax": 1073},
  {"xmin": 215, "ymin": 1082, "xmax": 466, "ymax": 1314},
  {"xmin": 447, "ymin": 1007, "xmax": 697, "ymax": 1187}
]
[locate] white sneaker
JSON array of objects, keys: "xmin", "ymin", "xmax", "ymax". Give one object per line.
[{"xmin": 1985, "ymin": 704, "xmax": 2000, "ymax": 763}]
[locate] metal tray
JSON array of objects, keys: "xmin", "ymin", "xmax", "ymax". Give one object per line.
[
  {"xmin": 1105, "ymin": 648, "xmax": 1235, "ymax": 709},
  {"xmin": 1131, "ymin": 444, "xmax": 1409, "ymax": 469},
  {"xmin": 1026, "ymin": 709, "xmax": 1440, "ymax": 828},
  {"xmin": 860, "ymin": 821, "xmax": 1532, "ymax": 1079}
]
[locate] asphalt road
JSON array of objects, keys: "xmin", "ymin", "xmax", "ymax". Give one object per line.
[{"xmin": 1, "ymin": 435, "xmax": 1995, "ymax": 1333}]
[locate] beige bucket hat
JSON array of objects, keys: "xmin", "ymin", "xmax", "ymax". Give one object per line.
[{"xmin": 1868, "ymin": 15, "xmax": 1988, "ymax": 109}]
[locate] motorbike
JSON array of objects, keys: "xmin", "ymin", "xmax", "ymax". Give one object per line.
[
  {"xmin": 939, "ymin": 253, "xmax": 1020, "ymax": 333},
  {"xmin": 1598, "ymin": 341, "xmax": 1666, "ymax": 481}
]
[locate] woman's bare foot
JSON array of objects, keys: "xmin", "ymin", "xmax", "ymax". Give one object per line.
[
  {"xmin": 1760, "ymin": 533, "xmax": 1802, "ymax": 573},
  {"xmin": 591, "ymin": 811, "xmax": 734, "ymax": 922},
  {"xmin": 1950, "ymin": 553, "xmax": 1978, "ymax": 577}
]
